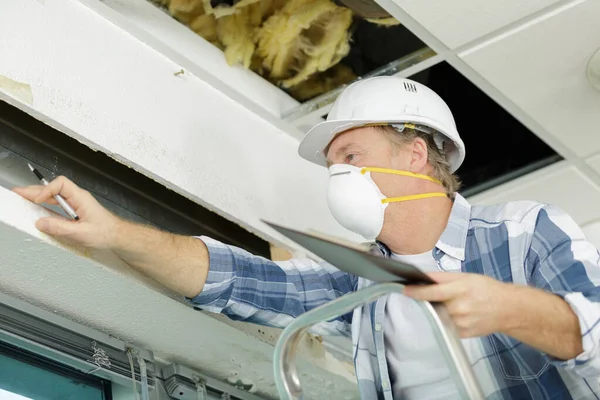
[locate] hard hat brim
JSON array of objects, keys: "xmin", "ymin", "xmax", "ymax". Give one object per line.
[{"xmin": 298, "ymin": 118, "xmax": 465, "ymax": 172}]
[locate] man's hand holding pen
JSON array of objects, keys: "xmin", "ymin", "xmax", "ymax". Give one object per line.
[{"xmin": 13, "ymin": 175, "xmax": 122, "ymax": 249}]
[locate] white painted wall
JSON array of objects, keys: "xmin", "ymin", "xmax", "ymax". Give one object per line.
[{"xmin": 0, "ymin": 0, "xmax": 364, "ymax": 256}]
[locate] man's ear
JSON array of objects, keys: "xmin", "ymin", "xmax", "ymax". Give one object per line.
[{"xmin": 410, "ymin": 137, "xmax": 429, "ymax": 172}]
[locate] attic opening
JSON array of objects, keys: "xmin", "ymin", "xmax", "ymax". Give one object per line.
[
  {"xmin": 409, "ymin": 62, "xmax": 562, "ymax": 194},
  {"xmin": 149, "ymin": 0, "xmax": 432, "ymax": 102}
]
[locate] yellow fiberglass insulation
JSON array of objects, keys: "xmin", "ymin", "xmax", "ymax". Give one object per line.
[
  {"xmin": 153, "ymin": 0, "xmax": 392, "ymax": 99},
  {"xmin": 166, "ymin": 0, "xmax": 205, "ymax": 24},
  {"xmin": 255, "ymin": 0, "xmax": 353, "ymax": 88},
  {"xmin": 287, "ymin": 63, "xmax": 357, "ymax": 101},
  {"xmin": 213, "ymin": 0, "xmax": 283, "ymax": 69}
]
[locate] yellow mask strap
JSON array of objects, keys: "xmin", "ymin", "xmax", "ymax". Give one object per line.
[
  {"xmin": 361, "ymin": 167, "xmax": 442, "ymax": 185},
  {"xmin": 383, "ymin": 193, "xmax": 447, "ymax": 204}
]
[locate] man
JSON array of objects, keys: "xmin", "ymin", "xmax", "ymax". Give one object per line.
[{"xmin": 13, "ymin": 76, "xmax": 600, "ymax": 399}]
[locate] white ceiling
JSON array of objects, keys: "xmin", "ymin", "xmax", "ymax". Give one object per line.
[
  {"xmin": 587, "ymin": 153, "xmax": 600, "ymax": 175},
  {"xmin": 459, "ymin": 0, "xmax": 600, "ymax": 159},
  {"xmin": 386, "ymin": 0, "xmax": 563, "ymax": 49},
  {"xmin": 468, "ymin": 161, "xmax": 600, "ymax": 226}
]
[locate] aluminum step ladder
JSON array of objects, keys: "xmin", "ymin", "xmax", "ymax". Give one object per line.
[{"xmin": 273, "ymin": 282, "xmax": 484, "ymax": 400}]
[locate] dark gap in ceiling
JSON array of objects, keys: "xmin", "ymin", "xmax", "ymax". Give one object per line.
[
  {"xmin": 293, "ymin": 18, "xmax": 429, "ymax": 102},
  {"xmin": 323, "ymin": 62, "xmax": 562, "ymax": 194},
  {"xmin": 340, "ymin": 17, "xmax": 428, "ymax": 78},
  {"xmin": 148, "ymin": 0, "xmax": 431, "ymax": 102},
  {"xmin": 409, "ymin": 62, "xmax": 562, "ymax": 193}
]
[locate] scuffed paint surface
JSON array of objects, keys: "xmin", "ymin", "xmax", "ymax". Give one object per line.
[{"xmin": 0, "ymin": 75, "xmax": 33, "ymax": 105}]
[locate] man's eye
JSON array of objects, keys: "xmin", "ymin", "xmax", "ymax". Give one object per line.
[{"xmin": 345, "ymin": 154, "xmax": 356, "ymax": 163}]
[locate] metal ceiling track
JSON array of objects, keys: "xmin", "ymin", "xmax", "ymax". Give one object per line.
[
  {"xmin": 0, "ymin": 292, "xmax": 268, "ymax": 400},
  {"xmin": 0, "ymin": 292, "xmax": 154, "ymax": 390}
]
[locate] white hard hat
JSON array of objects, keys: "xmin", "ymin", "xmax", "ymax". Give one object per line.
[{"xmin": 298, "ymin": 76, "xmax": 466, "ymax": 172}]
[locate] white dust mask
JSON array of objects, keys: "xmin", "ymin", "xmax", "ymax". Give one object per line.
[{"xmin": 326, "ymin": 164, "xmax": 446, "ymax": 240}]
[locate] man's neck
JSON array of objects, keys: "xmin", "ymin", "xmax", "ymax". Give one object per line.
[{"xmin": 378, "ymin": 196, "xmax": 453, "ymax": 255}]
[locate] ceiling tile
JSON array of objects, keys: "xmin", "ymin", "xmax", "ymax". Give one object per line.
[
  {"xmin": 586, "ymin": 153, "xmax": 600, "ymax": 173},
  {"xmin": 582, "ymin": 220, "xmax": 600, "ymax": 250},
  {"xmin": 388, "ymin": 0, "xmax": 560, "ymax": 49},
  {"xmin": 467, "ymin": 162, "xmax": 600, "ymax": 226},
  {"xmin": 460, "ymin": 0, "xmax": 600, "ymax": 158}
]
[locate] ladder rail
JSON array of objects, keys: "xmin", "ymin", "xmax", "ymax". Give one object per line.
[{"xmin": 273, "ymin": 282, "xmax": 484, "ymax": 399}]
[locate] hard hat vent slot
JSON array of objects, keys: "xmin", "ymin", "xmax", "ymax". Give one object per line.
[{"xmin": 403, "ymin": 82, "xmax": 418, "ymax": 93}]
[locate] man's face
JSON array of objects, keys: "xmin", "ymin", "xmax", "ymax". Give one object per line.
[
  {"xmin": 325, "ymin": 126, "xmax": 422, "ymax": 199},
  {"xmin": 326, "ymin": 126, "xmax": 396, "ymax": 168}
]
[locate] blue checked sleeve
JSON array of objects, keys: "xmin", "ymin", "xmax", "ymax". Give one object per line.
[
  {"xmin": 186, "ymin": 236, "xmax": 357, "ymax": 336},
  {"xmin": 527, "ymin": 205, "xmax": 600, "ymax": 377}
]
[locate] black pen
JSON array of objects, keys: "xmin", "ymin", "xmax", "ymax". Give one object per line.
[{"xmin": 28, "ymin": 163, "xmax": 80, "ymax": 221}]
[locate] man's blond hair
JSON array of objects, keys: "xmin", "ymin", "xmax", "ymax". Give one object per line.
[{"xmin": 378, "ymin": 125, "xmax": 461, "ymax": 195}]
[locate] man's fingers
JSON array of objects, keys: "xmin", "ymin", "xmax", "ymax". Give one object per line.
[
  {"xmin": 34, "ymin": 176, "xmax": 83, "ymax": 209},
  {"xmin": 404, "ymin": 282, "xmax": 465, "ymax": 302},
  {"xmin": 36, "ymin": 217, "xmax": 78, "ymax": 237},
  {"xmin": 426, "ymin": 271, "xmax": 465, "ymax": 283},
  {"xmin": 403, "ymin": 272, "xmax": 472, "ymax": 301},
  {"xmin": 13, "ymin": 186, "xmax": 59, "ymax": 205},
  {"xmin": 13, "ymin": 185, "xmax": 44, "ymax": 201}
]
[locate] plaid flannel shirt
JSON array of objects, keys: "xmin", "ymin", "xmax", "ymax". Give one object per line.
[{"xmin": 188, "ymin": 193, "xmax": 600, "ymax": 399}]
